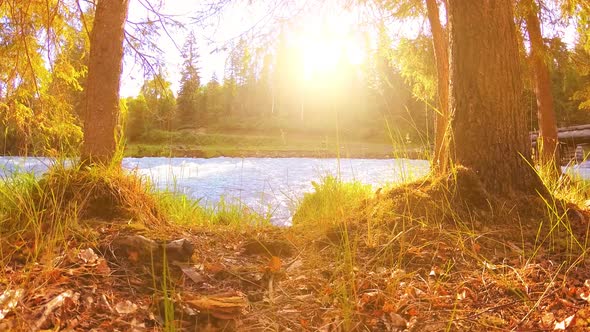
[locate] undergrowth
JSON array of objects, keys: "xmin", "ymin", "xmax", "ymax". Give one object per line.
[
  {"xmin": 292, "ymin": 175, "xmax": 372, "ymax": 229},
  {"xmin": 0, "ymin": 162, "xmax": 269, "ymax": 264},
  {"xmin": 290, "ymin": 163, "xmax": 590, "ymax": 329}
]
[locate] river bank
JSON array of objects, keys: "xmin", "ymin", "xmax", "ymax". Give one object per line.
[{"xmin": 123, "ymin": 130, "xmax": 430, "ymax": 160}]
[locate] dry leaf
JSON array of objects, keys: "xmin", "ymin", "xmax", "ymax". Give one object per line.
[
  {"xmin": 388, "ymin": 312, "xmax": 408, "ymax": 328},
  {"xmin": 35, "ymin": 290, "xmax": 79, "ymax": 330},
  {"xmin": 128, "ymin": 251, "xmax": 140, "ymax": 262},
  {"xmin": 181, "ymin": 266, "xmax": 206, "ymax": 284},
  {"xmin": 541, "ymin": 312, "xmax": 555, "ymax": 327},
  {"xmin": 571, "ymin": 307, "xmax": 590, "ymax": 328},
  {"xmin": 483, "ymin": 261, "xmax": 497, "ymax": 270},
  {"xmin": 0, "ymin": 289, "xmax": 23, "ymax": 320},
  {"xmin": 184, "ymin": 294, "xmax": 248, "ymax": 320},
  {"xmin": 407, "ymin": 307, "xmax": 419, "ymax": 316},
  {"xmin": 456, "ymin": 289, "xmax": 467, "ymax": 300},
  {"xmin": 204, "ymin": 262, "xmax": 225, "ymax": 274},
  {"xmin": 554, "ymin": 314, "xmax": 575, "ymax": 330},
  {"xmin": 472, "ymin": 242, "xmax": 481, "ymax": 253},
  {"xmin": 268, "ymin": 256, "xmax": 282, "ymax": 273},
  {"xmin": 115, "ymin": 300, "xmax": 138, "ymax": 315},
  {"xmin": 95, "ymin": 259, "xmax": 111, "ymax": 275},
  {"xmin": 382, "ymin": 302, "xmax": 396, "ymax": 313},
  {"xmin": 78, "ymin": 248, "xmax": 99, "ymax": 264}
]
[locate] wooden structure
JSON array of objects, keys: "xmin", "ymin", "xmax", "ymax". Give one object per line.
[{"xmin": 530, "ymin": 124, "xmax": 590, "ymax": 165}]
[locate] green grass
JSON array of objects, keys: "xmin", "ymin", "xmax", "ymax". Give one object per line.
[
  {"xmin": 292, "ymin": 175, "xmax": 373, "ymax": 228},
  {"xmin": 124, "ymin": 129, "xmax": 426, "ymax": 159},
  {"xmin": 157, "ymin": 191, "xmax": 271, "ymax": 227},
  {"xmin": 0, "ymin": 162, "xmax": 271, "ymax": 242}
]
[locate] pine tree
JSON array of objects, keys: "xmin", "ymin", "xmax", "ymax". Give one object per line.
[
  {"xmin": 445, "ymin": 0, "xmax": 544, "ymax": 195},
  {"xmin": 176, "ymin": 32, "xmax": 201, "ymax": 128}
]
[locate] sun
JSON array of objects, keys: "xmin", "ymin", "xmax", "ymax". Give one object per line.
[{"xmin": 294, "ymin": 15, "xmax": 366, "ymax": 81}]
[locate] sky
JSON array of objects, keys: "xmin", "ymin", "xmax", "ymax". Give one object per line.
[
  {"xmin": 119, "ymin": 0, "xmax": 580, "ymax": 98},
  {"xmin": 120, "ymin": 0, "xmax": 294, "ymax": 97}
]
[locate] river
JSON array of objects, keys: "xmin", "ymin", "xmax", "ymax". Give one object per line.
[{"xmin": 0, "ymin": 157, "xmax": 430, "ymax": 224}]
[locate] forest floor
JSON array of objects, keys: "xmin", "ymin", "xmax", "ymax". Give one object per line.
[{"xmin": 1, "ymin": 167, "xmax": 590, "ymax": 331}]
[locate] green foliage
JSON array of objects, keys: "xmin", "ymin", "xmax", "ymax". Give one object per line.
[
  {"xmin": 293, "ymin": 176, "xmax": 372, "ymax": 227},
  {"xmin": 202, "ymin": 74, "xmax": 224, "ymax": 119},
  {"xmin": 140, "ymin": 73, "xmax": 177, "ymax": 131},
  {"xmin": 548, "ymin": 40, "xmax": 590, "ymax": 124},
  {"xmin": 394, "ymin": 35, "xmax": 437, "ymax": 101},
  {"xmin": 126, "ymin": 95, "xmax": 151, "ymax": 141},
  {"xmin": 0, "ymin": 0, "xmax": 87, "ymax": 156},
  {"xmin": 570, "ymin": 44, "xmax": 590, "ymax": 113}
]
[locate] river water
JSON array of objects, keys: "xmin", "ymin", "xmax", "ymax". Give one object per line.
[{"xmin": 0, "ymin": 157, "xmax": 430, "ymax": 224}]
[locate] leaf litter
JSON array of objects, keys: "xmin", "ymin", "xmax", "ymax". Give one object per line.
[{"xmin": 1, "ymin": 170, "xmax": 590, "ymax": 330}]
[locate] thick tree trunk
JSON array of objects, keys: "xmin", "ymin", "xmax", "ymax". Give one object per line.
[
  {"xmin": 81, "ymin": 0, "xmax": 129, "ymax": 165},
  {"xmin": 523, "ymin": 0, "xmax": 560, "ymax": 173},
  {"xmin": 425, "ymin": 0, "xmax": 450, "ymax": 173},
  {"xmin": 446, "ymin": 0, "xmax": 543, "ymax": 195}
]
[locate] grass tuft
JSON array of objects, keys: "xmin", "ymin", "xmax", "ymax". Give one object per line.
[{"xmin": 292, "ymin": 175, "xmax": 372, "ymax": 229}]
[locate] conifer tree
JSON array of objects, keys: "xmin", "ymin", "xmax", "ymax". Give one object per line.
[{"xmin": 177, "ymin": 32, "xmax": 202, "ymax": 127}]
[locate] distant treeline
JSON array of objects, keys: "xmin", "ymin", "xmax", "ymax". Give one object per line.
[
  {"xmin": 125, "ymin": 33, "xmax": 590, "ymax": 146},
  {"xmin": 1, "ymin": 12, "xmax": 590, "ymax": 156},
  {"xmin": 124, "ymin": 32, "xmax": 431, "ymax": 145}
]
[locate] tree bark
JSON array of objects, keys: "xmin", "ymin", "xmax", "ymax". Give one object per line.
[
  {"xmin": 425, "ymin": 0, "xmax": 450, "ymax": 173},
  {"xmin": 446, "ymin": 0, "xmax": 543, "ymax": 195},
  {"xmin": 523, "ymin": 0, "xmax": 560, "ymax": 173},
  {"xmin": 81, "ymin": 0, "xmax": 129, "ymax": 165}
]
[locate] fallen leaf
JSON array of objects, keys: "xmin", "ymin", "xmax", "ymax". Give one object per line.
[
  {"xmin": 0, "ymin": 289, "xmax": 23, "ymax": 320},
  {"xmin": 35, "ymin": 290, "xmax": 79, "ymax": 330},
  {"xmin": 115, "ymin": 300, "xmax": 138, "ymax": 315},
  {"xmin": 95, "ymin": 259, "xmax": 111, "ymax": 275},
  {"xmin": 382, "ymin": 302, "xmax": 396, "ymax": 313},
  {"xmin": 407, "ymin": 307, "xmax": 419, "ymax": 316},
  {"xmin": 181, "ymin": 266, "xmax": 206, "ymax": 284},
  {"xmin": 483, "ymin": 261, "xmax": 497, "ymax": 270},
  {"xmin": 571, "ymin": 307, "xmax": 590, "ymax": 328},
  {"xmin": 554, "ymin": 314, "xmax": 575, "ymax": 330},
  {"xmin": 78, "ymin": 248, "xmax": 99, "ymax": 264},
  {"xmin": 204, "ymin": 262, "xmax": 225, "ymax": 274},
  {"xmin": 472, "ymin": 242, "xmax": 481, "ymax": 253},
  {"xmin": 541, "ymin": 312, "xmax": 555, "ymax": 327},
  {"xmin": 128, "ymin": 250, "xmax": 140, "ymax": 262},
  {"xmin": 184, "ymin": 294, "xmax": 248, "ymax": 320},
  {"xmin": 456, "ymin": 289, "xmax": 467, "ymax": 300},
  {"xmin": 388, "ymin": 312, "xmax": 408, "ymax": 328},
  {"xmin": 268, "ymin": 256, "xmax": 282, "ymax": 273}
]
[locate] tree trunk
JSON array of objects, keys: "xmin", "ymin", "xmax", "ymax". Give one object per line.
[
  {"xmin": 446, "ymin": 0, "xmax": 543, "ymax": 195},
  {"xmin": 81, "ymin": 0, "xmax": 129, "ymax": 165},
  {"xmin": 523, "ymin": 0, "xmax": 560, "ymax": 173},
  {"xmin": 425, "ymin": 0, "xmax": 450, "ymax": 173}
]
